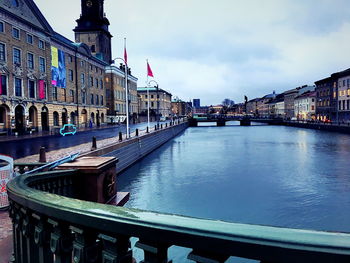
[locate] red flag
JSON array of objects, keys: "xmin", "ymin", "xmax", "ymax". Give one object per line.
[
  {"xmin": 124, "ymin": 47, "xmax": 128, "ymax": 65},
  {"xmin": 147, "ymin": 62, "xmax": 154, "ymax": 77}
]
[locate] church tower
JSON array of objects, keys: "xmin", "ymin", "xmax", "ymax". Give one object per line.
[{"xmin": 74, "ymin": 0, "xmax": 112, "ymax": 64}]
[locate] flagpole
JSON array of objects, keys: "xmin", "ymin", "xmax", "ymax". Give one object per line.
[
  {"xmin": 124, "ymin": 38, "xmax": 130, "ymax": 138},
  {"xmin": 146, "ymin": 59, "xmax": 150, "ymax": 131}
]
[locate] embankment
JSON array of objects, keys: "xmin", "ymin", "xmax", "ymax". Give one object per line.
[{"xmin": 83, "ymin": 122, "xmax": 188, "ymax": 173}]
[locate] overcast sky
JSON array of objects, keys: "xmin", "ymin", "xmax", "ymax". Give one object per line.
[{"xmin": 35, "ymin": 0, "xmax": 350, "ymax": 105}]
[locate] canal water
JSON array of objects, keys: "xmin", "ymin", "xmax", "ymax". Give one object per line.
[{"xmin": 118, "ymin": 123, "xmax": 350, "ymax": 262}]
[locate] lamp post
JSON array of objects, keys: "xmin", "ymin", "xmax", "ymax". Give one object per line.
[
  {"xmin": 112, "ymin": 57, "xmax": 130, "ymax": 138},
  {"xmin": 148, "ymin": 80, "xmax": 159, "ymax": 127}
]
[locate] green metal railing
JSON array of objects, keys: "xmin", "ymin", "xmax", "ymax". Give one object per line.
[{"xmin": 7, "ymin": 169, "xmax": 350, "ymax": 263}]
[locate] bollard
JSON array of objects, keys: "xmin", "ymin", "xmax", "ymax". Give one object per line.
[
  {"xmin": 39, "ymin": 147, "xmax": 46, "ymax": 163},
  {"xmin": 119, "ymin": 132, "xmax": 123, "ymax": 142},
  {"xmin": 91, "ymin": 136, "xmax": 97, "ymax": 151},
  {"xmin": 146, "ymin": 126, "xmax": 149, "ymax": 133},
  {"xmin": 136, "ymin": 129, "xmax": 139, "ymax": 137},
  {"xmin": 155, "ymin": 125, "xmax": 157, "ymax": 131}
]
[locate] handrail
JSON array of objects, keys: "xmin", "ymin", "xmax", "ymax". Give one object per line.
[{"xmin": 7, "ymin": 169, "xmax": 350, "ymax": 262}]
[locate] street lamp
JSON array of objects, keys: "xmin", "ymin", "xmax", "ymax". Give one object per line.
[
  {"xmin": 147, "ymin": 79, "xmax": 159, "ymax": 128},
  {"xmin": 112, "ymin": 57, "xmax": 130, "ymax": 138}
]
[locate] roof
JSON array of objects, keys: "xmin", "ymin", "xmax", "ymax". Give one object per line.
[
  {"xmin": 137, "ymin": 87, "xmax": 172, "ymax": 96},
  {"xmin": 295, "ymin": 91, "xmax": 316, "ymax": 99}
]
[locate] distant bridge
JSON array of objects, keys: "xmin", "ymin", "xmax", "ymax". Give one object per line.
[{"xmin": 189, "ymin": 115, "xmax": 283, "ymax": 127}]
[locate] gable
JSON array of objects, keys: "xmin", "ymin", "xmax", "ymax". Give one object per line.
[{"xmin": 0, "ymin": 0, "xmax": 53, "ymax": 33}]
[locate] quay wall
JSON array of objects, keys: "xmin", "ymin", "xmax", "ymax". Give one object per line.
[
  {"xmin": 83, "ymin": 123, "xmax": 188, "ymax": 173},
  {"xmin": 282, "ymin": 121, "xmax": 350, "ymax": 134}
]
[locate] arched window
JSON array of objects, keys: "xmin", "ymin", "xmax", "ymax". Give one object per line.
[{"xmin": 53, "ymin": 111, "xmax": 59, "ymax": 126}]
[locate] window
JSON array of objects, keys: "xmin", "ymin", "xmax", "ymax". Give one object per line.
[
  {"xmin": 12, "ymin": 27, "xmax": 20, "ymax": 39},
  {"xmin": 96, "ymin": 94, "xmax": 99, "ymax": 105},
  {"xmin": 0, "ymin": 75, "xmax": 7, "ymax": 95},
  {"xmin": 0, "ymin": 22, "xmax": 4, "ymax": 33},
  {"xmin": 100, "ymin": 79, "xmax": 103, "ymax": 89},
  {"xmin": 38, "ymin": 40, "xmax": 45, "ymax": 50},
  {"xmin": 343, "ymin": 100, "xmax": 346, "ymax": 110},
  {"xmin": 339, "ymin": 101, "xmax": 342, "ymax": 110},
  {"xmin": 80, "ymin": 60, "xmax": 85, "ymax": 67},
  {"xmin": 151, "ymin": 102, "xmax": 154, "ymax": 107},
  {"xmin": 28, "ymin": 80, "xmax": 35, "ymax": 98},
  {"xmin": 13, "ymin": 48, "xmax": 21, "ymax": 65},
  {"xmin": 27, "ymin": 53, "xmax": 34, "ymax": 69},
  {"xmin": 0, "ymin": 43, "xmax": 5, "ymax": 61},
  {"xmin": 348, "ymin": 100, "xmax": 350, "ymax": 110},
  {"xmin": 91, "ymin": 45, "xmax": 95, "ymax": 52},
  {"xmin": 81, "ymin": 73, "xmax": 85, "ymax": 85},
  {"xmin": 68, "ymin": 69, "xmax": 73, "ymax": 82},
  {"xmin": 53, "ymin": 112, "xmax": 59, "ymax": 126},
  {"xmin": 82, "ymin": 92, "xmax": 86, "ymax": 104},
  {"xmin": 101, "ymin": 95, "xmax": 103, "ymax": 105},
  {"xmin": 14, "ymin": 78, "xmax": 22, "ymax": 97},
  {"xmin": 69, "ymin": 56, "xmax": 73, "ymax": 63},
  {"xmin": 52, "ymin": 86, "xmax": 57, "ymax": 101},
  {"xmin": 70, "ymin": 90, "xmax": 74, "ymax": 102},
  {"xmin": 26, "ymin": 34, "xmax": 33, "ymax": 44},
  {"xmin": 90, "ymin": 64, "xmax": 93, "ymax": 70},
  {"xmin": 95, "ymin": 78, "xmax": 99, "ymax": 88},
  {"xmin": 90, "ymin": 94, "xmax": 94, "ymax": 104},
  {"xmin": 151, "ymin": 95, "xmax": 154, "ymax": 99},
  {"xmin": 89, "ymin": 76, "xmax": 93, "ymax": 86},
  {"xmin": 39, "ymin": 57, "xmax": 46, "ymax": 72}
]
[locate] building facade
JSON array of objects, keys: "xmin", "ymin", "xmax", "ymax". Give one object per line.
[
  {"xmin": 171, "ymin": 97, "xmax": 191, "ymax": 117},
  {"xmin": 334, "ymin": 69, "xmax": 350, "ymax": 122},
  {"xmin": 0, "ymin": 0, "xmax": 110, "ymax": 134},
  {"xmin": 105, "ymin": 65, "xmax": 138, "ymax": 124},
  {"xmin": 138, "ymin": 87, "xmax": 172, "ymax": 119},
  {"xmin": 315, "ymin": 76, "xmax": 336, "ymax": 121},
  {"xmin": 294, "ymin": 91, "xmax": 316, "ymax": 120}
]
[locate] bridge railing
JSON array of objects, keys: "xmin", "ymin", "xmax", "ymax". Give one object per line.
[{"xmin": 7, "ymin": 169, "xmax": 350, "ymax": 263}]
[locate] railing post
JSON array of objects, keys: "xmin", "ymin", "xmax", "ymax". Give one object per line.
[
  {"xmin": 48, "ymin": 219, "xmax": 73, "ymax": 263},
  {"xmin": 91, "ymin": 137, "xmax": 97, "ymax": 151},
  {"xmin": 146, "ymin": 126, "xmax": 149, "ymax": 133},
  {"xmin": 71, "ymin": 226, "xmax": 99, "ymax": 263},
  {"xmin": 135, "ymin": 240, "xmax": 171, "ymax": 263},
  {"xmin": 33, "ymin": 213, "xmax": 54, "ymax": 263},
  {"xmin": 136, "ymin": 129, "xmax": 139, "ymax": 137},
  {"xmin": 155, "ymin": 125, "xmax": 157, "ymax": 131},
  {"xmin": 160, "ymin": 124, "xmax": 163, "ymax": 129},
  {"xmin": 99, "ymin": 234, "xmax": 132, "ymax": 263},
  {"xmin": 22, "ymin": 209, "xmax": 40, "ymax": 263},
  {"xmin": 39, "ymin": 147, "xmax": 46, "ymax": 163},
  {"xmin": 119, "ymin": 132, "xmax": 123, "ymax": 142}
]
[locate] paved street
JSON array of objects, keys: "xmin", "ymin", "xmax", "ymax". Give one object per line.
[{"xmin": 0, "ymin": 121, "xmax": 166, "ymax": 160}]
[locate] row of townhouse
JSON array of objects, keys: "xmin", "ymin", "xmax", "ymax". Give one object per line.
[
  {"xmin": 0, "ymin": 0, "xmax": 143, "ymax": 134},
  {"xmin": 247, "ymin": 67, "xmax": 350, "ymax": 122},
  {"xmin": 246, "ymin": 85, "xmax": 316, "ymax": 120}
]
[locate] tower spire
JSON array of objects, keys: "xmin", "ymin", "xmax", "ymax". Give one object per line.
[{"xmin": 74, "ymin": 0, "xmax": 112, "ymax": 63}]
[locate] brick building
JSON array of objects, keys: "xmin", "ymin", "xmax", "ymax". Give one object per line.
[
  {"xmin": 0, "ymin": 0, "xmax": 116, "ymax": 134},
  {"xmin": 105, "ymin": 64, "xmax": 138, "ymax": 124},
  {"xmin": 138, "ymin": 87, "xmax": 172, "ymax": 119}
]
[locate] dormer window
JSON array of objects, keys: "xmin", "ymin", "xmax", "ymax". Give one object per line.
[{"xmin": 11, "ymin": 0, "xmax": 19, "ymax": 7}]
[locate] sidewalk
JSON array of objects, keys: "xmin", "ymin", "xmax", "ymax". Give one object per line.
[{"xmin": 0, "ymin": 124, "xmax": 116, "ymax": 143}]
